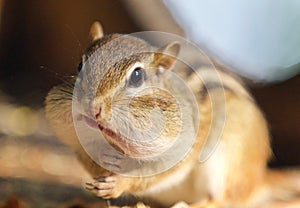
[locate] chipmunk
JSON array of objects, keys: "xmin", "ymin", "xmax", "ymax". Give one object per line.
[{"xmin": 45, "ymin": 22, "xmax": 300, "ymax": 208}]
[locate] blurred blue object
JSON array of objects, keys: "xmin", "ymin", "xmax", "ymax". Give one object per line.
[{"xmin": 163, "ymin": 0, "xmax": 300, "ymax": 82}]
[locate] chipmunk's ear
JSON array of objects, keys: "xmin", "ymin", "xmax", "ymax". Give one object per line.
[
  {"xmin": 154, "ymin": 42, "xmax": 180, "ymax": 70},
  {"xmin": 89, "ymin": 21, "xmax": 104, "ymax": 42}
]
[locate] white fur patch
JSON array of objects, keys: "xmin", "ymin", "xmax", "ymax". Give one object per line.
[{"xmin": 140, "ymin": 162, "xmax": 193, "ymax": 197}]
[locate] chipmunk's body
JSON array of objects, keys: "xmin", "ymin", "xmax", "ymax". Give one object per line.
[{"xmin": 45, "ymin": 22, "xmax": 300, "ymax": 208}]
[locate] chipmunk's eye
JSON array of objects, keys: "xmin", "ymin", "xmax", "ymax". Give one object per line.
[
  {"xmin": 128, "ymin": 67, "xmax": 145, "ymax": 87},
  {"xmin": 77, "ymin": 61, "xmax": 83, "ymax": 72}
]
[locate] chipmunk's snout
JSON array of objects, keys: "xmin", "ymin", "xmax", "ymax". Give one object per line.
[{"xmin": 94, "ymin": 99, "xmax": 112, "ymax": 122}]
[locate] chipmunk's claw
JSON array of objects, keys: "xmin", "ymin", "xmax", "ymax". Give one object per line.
[{"xmin": 85, "ymin": 174, "xmax": 122, "ymax": 199}]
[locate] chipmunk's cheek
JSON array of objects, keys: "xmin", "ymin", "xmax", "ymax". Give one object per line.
[
  {"xmin": 100, "ymin": 130, "xmax": 153, "ymax": 158},
  {"xmin": 123, "ymin": 137, "xmax": 173, "ymax": 158},
  {"xmin": 123, "ymin": 144, "xmax": 163, "ymax": 159},
  {"xmin": 98, "ymin": 122, "xmax": 173, "ymax": 158}
]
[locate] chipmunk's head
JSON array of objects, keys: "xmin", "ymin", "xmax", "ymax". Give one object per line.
[{"xmin": 76, "ymin": 22, "xmax": 182, "ymax": 159}]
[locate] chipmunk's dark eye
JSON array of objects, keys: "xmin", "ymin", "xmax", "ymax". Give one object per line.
[
  {"xmin": 128, "ymin": 67, "xmax": 145, "ymax": 87},
  {"xmin": 77, "ymin": 61, "xmax": 83, "ymax": 72}
]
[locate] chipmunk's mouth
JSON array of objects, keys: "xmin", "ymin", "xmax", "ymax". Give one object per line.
[
  {"xmin": 80, "ymin": 114, "xmax": 124, "ymax": 143},
  {"xmin": 81, "ymin": 114, "xmax": 141, "ymax": 156},
  {"xmin": 82, "ymin": 115, "xmax": 127, "ymax": 152},
  {"xmin": 98, "ymin": 125, "xmax": 123, "ymax": 144},
  {"xmin": 98, "ymin": 124, "xmax": 132, "ymax": 155}
]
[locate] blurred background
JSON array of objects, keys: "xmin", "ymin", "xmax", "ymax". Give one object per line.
[{"xmin": 0, "ymin": 0, "xmax": 299, "ymax": 207}]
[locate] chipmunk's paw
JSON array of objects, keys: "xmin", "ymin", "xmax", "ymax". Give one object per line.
[{"xmin": 85, "ymin": 174, "xmax": 123, "ymax": 199}]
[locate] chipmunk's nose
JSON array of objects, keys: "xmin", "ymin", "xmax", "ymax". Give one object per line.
[{"xmin": 93, "ymin": 98, "xmax": 112, "ymax": 121}]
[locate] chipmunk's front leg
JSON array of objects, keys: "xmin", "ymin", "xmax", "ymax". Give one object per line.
[
  {"xmin": 85, "ymin": 173, "xmax": 128, "ymax": 199},
  {"xmin": 84, "ymin": 152, "xmax": 137, "ymax": 199}
]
